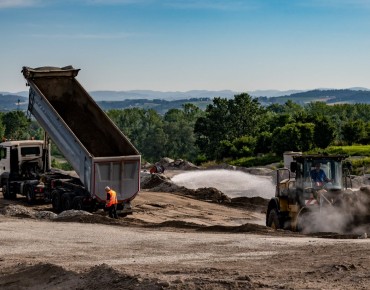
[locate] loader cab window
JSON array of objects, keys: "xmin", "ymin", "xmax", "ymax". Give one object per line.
[
  {"xmin": 0, "ymin": 147, "xmax": 6, "ymax": 159},
  {"xmin": 307, "ymin": 159, "xmax": 342, "ymax": 190}
]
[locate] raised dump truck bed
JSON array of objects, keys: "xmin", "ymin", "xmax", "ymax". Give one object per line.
[{"xmin": 22, "ymin": 66, "xmax": 140, "ymax": 206}]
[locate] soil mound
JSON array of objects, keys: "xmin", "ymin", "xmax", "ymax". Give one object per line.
[
  {"xmin": 0, "ymin": 263, "xmax": 79, "ymax": 290},
  {"xmin": 146, "ymin": 220, "xmax": 207, "ymax": 230},
  {"xmin": 0, "ymin": 263, "xmax": 164, "ymax": 290},
  {"xmin": 53, "ymin": 213, "xmax": 121, "ymax": 225},
  {"xmin": 200, "ymin": 223, "xmax": 275, "ymax": 234},
  {"xmin": 81, "ymin": 263, "xmax": 162, "ymax": 290},
  {"xmin": 187, "ymin": 187, "xmax": 231, "ymax": 203},
  {"xmin": 230, "ymin": 196, "xmax": 269, "ymax": 212}
]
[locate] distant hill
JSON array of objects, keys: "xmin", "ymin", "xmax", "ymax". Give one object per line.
[
  {"xmin": 90, "ymin": 90, "xmax": 238, "ymax": 101},
  {"xmin": 2, "ymin": 89, "xmax": 370, "ymax": 113},
  {"xmin": 98, "ymin": 98, "xmax": 212, "ymax": 114},
  {"xmin": 0, "ymin": 91, "xmax": 29, "ymax": 98},
  {"xmin": 248, "ymin": 89, "xmax": 304, "ymax": 97},
  {"xmin": 257, "ymin": 89, "xmax": 370, "ymax": 105},
  {"xmin": 0, "ymin": 94, "xmax": 28, "ymax": 111}
]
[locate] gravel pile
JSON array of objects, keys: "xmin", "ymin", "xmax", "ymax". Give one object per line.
[
  {"xmin": 0, "ymin": 205, "xmax": 35, "ymax": 218},
  {"xmin": 0, "ymin": 205, "xmax": 93, "ymax": 221},
  {"xmin": 55, "ymin": 210, "xmax": 93, "ymax": 219}
]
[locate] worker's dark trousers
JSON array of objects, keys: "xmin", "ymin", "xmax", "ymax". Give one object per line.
[{"xmin": 108, "ymin": 204, "xmax": 118, "ymax": 219}]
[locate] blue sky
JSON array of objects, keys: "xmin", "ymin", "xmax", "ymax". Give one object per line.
[{"xmin": 1, "ymin": 0, "xmax": 370, "ymax": 93}]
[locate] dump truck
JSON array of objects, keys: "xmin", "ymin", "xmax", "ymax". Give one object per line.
[
  {"xmin": 266, "ymin": 153, "xmax": 370, "ymax": 233},
  {"xmin": 0, "ymin": 66, "xmax": 141, "ymax": 214}
]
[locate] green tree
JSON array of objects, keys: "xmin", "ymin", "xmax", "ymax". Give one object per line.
[
  {"xmin": 297, "ymin": 122, "xmax": 315, "ymax": 152},
  {"xmin": 2, "ymin": 111, "xmax": 30, "ymax": 140},
  {"xmin": 313, "ymin": 116, "xmax": 336, "ymax": 149},
  {"xmin": 271, "ymin": 122, "xmax": 314, "ymax": 155},
  {"xmin": 255, "ymin": 131, "xmax": 273, "ymax": 154},
  {"xmin": 216, "ymin": 135, "xmax": 256, "ymax": 160},
  {"xmin": 0, "ymin": 113, "xmax": 5, "ymax": 140},
  {"xmin": 194, "ymin": 93, "xmax": 266, "ymax": 160},
  {"xmin": 342, "ymin": 120, "xmax": 366, "ymax": 145},
  {"xmin": 194, "ymin": 97, "xmax": 230, "ymax": 159},
  {"xmin": 228, "ymin": 93, "xmax": 265, "ymax": 139},
  {"xmin": 163, "ymin": 108, "xmax": 200, "ymax": 161}
]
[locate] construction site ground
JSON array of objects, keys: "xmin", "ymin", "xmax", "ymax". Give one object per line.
[{"xmin": 0, "ymin": 172, "xmax": 370, "ymax": 289}]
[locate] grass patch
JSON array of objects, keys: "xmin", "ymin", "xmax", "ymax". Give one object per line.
[
  {"xmin": 230, "ymin": 154, "xmax": 281, "ymax": 168},
  {"xmin": 51, "ymin": 158, "xmax": 74, "ymax": 171},
  {"xmin": 309, "ymin": 145, "xmax": 370, "ymax": 175},
  {"xmin": 325, "ymin": 145, "xmax": 370, "ymax": 156},
  {"xmin": 347, "ymin": 157, "xmax": 370, "ymax": 175}
]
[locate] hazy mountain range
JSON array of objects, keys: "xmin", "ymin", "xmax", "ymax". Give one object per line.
[
  {"xmin": 1, "ymin": 88, "xmax": 370, "ymax": 112},
  {"xmin": 2, "ymin": 87, "xmax": 369, "ymax": 101},
  {"xmin": 0, "ymin": 89, "xmax": 309, "ymax": 101}
]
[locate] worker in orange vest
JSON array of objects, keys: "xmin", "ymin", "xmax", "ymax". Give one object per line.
[{"xmin": 105, "ymin": 186, "xmax": 118, "ymax": 219}]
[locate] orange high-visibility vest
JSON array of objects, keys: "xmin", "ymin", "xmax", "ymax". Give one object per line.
[{"xmin": 106, "ymin": 190, "xmax": 118, "ymax": 207}]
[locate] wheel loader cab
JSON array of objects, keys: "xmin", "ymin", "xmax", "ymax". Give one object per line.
[{"xmin": 293, "ymin": 157, "xmax": 343, "ymax": 192}]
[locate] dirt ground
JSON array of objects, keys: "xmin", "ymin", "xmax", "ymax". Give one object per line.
[{"xmin": 0, "ymin": 171, "xmax": 370, "ymax": 289}]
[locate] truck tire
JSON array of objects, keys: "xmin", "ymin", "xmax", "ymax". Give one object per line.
[
  {"xmin": 61, "ymin": 193, "xmax": 73, "ymax": 211},
  {"xmin": 267, "ymin": 208, "xmax": 281, "ymax": 229},
  {"xmin": 26, "ymin": 187, "xmax": 35, "ymax": 205},
  {"xmin": 51, "ymin": 190, "xmax": 63, "ymax": 213},
  {"xmin": 2, "ymin": 180, "xmax": 10, "ymax": 199},
  {"xmin": 2, "ymin": 180, "xmax": 16, "ymax": 200},
  {"xmin": 72, "ymin": 196, "xmax": 83, "ymax": 210}
]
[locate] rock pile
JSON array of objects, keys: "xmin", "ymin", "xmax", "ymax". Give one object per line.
[{"xmin": 157, "ymin": 157, "xmax": 200, "ymax": 170}]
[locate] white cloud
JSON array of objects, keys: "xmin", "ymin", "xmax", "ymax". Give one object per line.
[{"xmin": 0, "ymin": 0, "xmax": 41, "ymax": 8}]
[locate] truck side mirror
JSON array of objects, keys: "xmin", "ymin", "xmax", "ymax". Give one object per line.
[{"xmin": 290, "ymin": 162, "xmax": 297, "ymax": 173}]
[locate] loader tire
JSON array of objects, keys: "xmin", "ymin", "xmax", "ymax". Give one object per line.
[
  {"xmin": 52, "ymin": 190, "xmax": 63, "ymax": 213},
  {"xmin": 267, "ymin": 208, "xmax": 281, "ymax": 229}
]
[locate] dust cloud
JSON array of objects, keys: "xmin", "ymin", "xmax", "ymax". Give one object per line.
[
  {"xmin": 299, "ymin": 188, "xmax": 370, "ymax": 235},
  {"xmin": 172, "ymin": 169, "xmax": 275, "ymax": 199}
]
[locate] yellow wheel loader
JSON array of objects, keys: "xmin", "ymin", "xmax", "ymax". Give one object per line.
[{"xmin": 266, "ymin": 154, "xmax": 370, "ymax": 233}]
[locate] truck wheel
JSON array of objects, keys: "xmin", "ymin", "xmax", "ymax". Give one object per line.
[
  {"xmin": 72, "ymin": 197, "xmax": 83, "ymax": 210},
  {"xmin": 267, "ymin": 208, "xmax": 281, "ymax": 229},
  {"xmin": 61, "ymin": 193, "xmax": 73, "ymax": 211},
  {"xmin": 2, "ymin": 180, "xmax": 15, "ymax": 200},
  {"xmin": 26, "ymin": 187, "xmax": 35, "ymax": 205},
  {"xmin": 52, "ymin": 190, "xmax": 63, "ymax": 213},
  {"xmin": 2, "ymin": 181, "xmax": 9, "ymax": 199}
]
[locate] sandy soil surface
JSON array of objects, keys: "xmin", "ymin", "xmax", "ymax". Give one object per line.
[{"xmin": 0, "ymin": 172, "xmax": 370, "ymax": 289}]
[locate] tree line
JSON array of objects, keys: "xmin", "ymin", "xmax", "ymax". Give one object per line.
[{"xmin": 2, "ymin": 94, "xmax": 370, "ymax": 164}]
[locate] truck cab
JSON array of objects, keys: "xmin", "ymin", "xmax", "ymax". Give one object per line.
[{"xmin": 0, "ymin": 140, "xmax": 46, "ymax": 199}]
